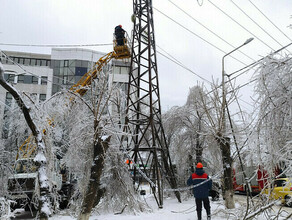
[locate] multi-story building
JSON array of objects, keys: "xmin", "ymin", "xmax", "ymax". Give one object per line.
[
  {"xmin": 0, "ymin": 48, "xmax": 131, "ymax": 139},
  {"xmin": 0, "ymin": 51, "xmax": 53, "ymax": 138}
]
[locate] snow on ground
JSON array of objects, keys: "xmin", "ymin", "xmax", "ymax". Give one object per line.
[
  {"xmin": 49, "ymin": 194, "xmax": 292, "ymax": 220},
  {"xmin": 50, "ymin": 196, "xmax": 238, "ymax": 220},
  {"xmin": 9, "ymin": 193, "xmax": 291, "ymax": 219}
]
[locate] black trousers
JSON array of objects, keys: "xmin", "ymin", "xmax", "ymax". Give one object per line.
[{"xmin": 195, "ymin": 197, "xmax": 210, "ymax": 219}]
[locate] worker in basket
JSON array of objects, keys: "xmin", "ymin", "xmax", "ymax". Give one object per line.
[{"xmin": 115, "ymin": 25, "xmax": 126, "ymax": 46}]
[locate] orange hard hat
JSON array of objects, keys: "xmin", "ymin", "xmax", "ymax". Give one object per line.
[{"xmin": 196, "ymin": 162, "xmax": 203, "ymax": 168}]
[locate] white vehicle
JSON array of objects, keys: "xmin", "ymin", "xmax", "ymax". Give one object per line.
[{"xmin": 8, "ymin": 158, "xmax": 63, "ymax": 211}]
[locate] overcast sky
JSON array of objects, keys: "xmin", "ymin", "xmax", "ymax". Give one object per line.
[{"xmin": 0, "ymin": 0, "xmax": 291, "ymax": 113}]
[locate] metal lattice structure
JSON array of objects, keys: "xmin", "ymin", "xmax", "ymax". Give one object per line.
[{"xmin": 123, "ymin": 0, "xmax": 181, "ymax": 207}]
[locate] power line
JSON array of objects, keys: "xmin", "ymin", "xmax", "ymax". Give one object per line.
[
  {"xmin": 156, "ymin": 45, "xmax": 184, "ymax": 66},
  {"xmin": 156, "ymin": 50, "xmax": 212, "ymax": 84},
  {"xmin": 228, "ymin": 42, "xmax": 292, "ymax": 78},
  {"xmin": 0, "ymin": 43, "xmax": 113, "ymax": 47},
  {"xmin": 248, "ymin": 0, "xmax": 292, "ymax": 42},
  {"xmin": 207, "ymin": 0, "xmax": 276, "ymax": 52},
  {"xmin": 230, "ymin": 0, "xmax": 288, "ymax": 51},
  {"xmin": 153, "ymin": 7, "xmax": 248, "ymax": 66},
  {"xmin": 156, "ymin": 44, "xmax": 257, "ymax": 99},
  {"xmin": 167, "ymin": 0, "xmax": 255, "ymax": 62}
]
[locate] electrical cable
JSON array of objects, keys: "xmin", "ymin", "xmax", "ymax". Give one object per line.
[
  {"xmin": 0, "ymin": 43, "xmax": 113, "ymax": 47},
  {"xmin": 157, "ymin": 42, "xmax": 291, "ymax": 116},
  {"xmin": 157, "ymin": 46, "xmax": 256, "ymax": 113},
  {"xmin": 153, "ymin": 7, "xmax": 248, "ymax": 66},
  {"xmin": 227, "ymin": 42, "xmax": 292, "ymax": 81},
  {"xmin": 167, "ymin": 0, "xmax": 255, "ymax": 62},
  {"xmin": 157, "ymin": 40, "xmax": 292, "ymax": 109},
  {"xmin": 230, "ymin": 0, "xmax": 289, "ymax": 52},
  {"xmin": 156, "ymin": 45, "xmax": 184, "ymax": 66},
  {"xmin": 156, "ymin": 50, "xmax": 212, "ymax": 84},
  {"xmin": 197, "ymin": 0, "xmax": 204, "ymax": 6},
  {"xmin": 207, "ymin": 0, "xmax": 276, "ymax": 52},
  {"xmin": 248, "ymin": 0, "xmax": 292, "ymax": 42}
]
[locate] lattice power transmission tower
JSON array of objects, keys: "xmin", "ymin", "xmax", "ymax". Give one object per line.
[{"xmin": 123, "ymin": 0, "xmax": 181, "ymax": 207}]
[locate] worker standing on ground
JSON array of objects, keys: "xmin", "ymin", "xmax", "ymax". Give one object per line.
[
  {"xmin": 115, "ymin": 25, "xmax": 125, "ymax": 46},
  {"xmin": 187, "ymin": 162, "xmax": 212, "ymax": 220}
]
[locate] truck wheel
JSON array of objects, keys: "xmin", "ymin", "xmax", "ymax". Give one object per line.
[{"xmin": 285, "ymin": 195, "xmax": 292, "ymax": 207}]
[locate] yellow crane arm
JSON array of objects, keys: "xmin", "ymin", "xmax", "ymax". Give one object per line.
[
  {"xmin": 16, "ymin": 33, "xmax": 131, "ymax": 160},
  {"xmin": 69, "ymin": 51, "xmax": 115, "ymax": 96},
  {"xmin": 16, "ymin": 52, "xmax": 116, "ymax": 160}
]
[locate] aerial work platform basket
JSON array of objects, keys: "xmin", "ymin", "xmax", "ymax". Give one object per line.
[{"xmin": 113, "ymin": 32, "xmax": 131, "ymax": 59}]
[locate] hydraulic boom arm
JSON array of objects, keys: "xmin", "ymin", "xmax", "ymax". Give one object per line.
[{"xmin": 16, "ymin": 32, "xmax": 131, "ymax": 160}]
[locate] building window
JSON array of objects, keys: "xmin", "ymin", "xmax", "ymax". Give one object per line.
[
  {"xmin": 39, "ymin": 94, "xmax": 46, "ymax": 102},
  {"xmin": 17, "ymin": 75, "xmax": 24, "ymax": 83},
  {"xmin": 41, "ymin": 60, "xmax": 47, "ymax": 66},
  {"xmin": 31, "ymin": 59, "xmax": 36, "ymax": 66},
  {"xmin": 4, "ymin": 74, "xmax": 8, "ymax": 81},
  {"xmin": 19, "ymin": 58, "xmax": 24, "ymax": 64},
  {"xmin": 5, "ymin": 92, "xmax": 13, "ymax": 107},
  {"xmin": 32, "ymin": 76, "xmax": 39, "ymax": 84},
  {"xmin": 81, "ymin": 61, "xmax": 88, "ymax": 68},
  {"xmin": 64, "ymin": 60, "xmax": 69, "ymax": 67},
  {"xmin": 41, "ymin": 76, "xmax": 48, "ymax": 85},
  {"xmin": 23, "ymin": 75, "xmax": 32, "ymax": 84},
  {"xmin": 36, "ymin": 59, "xmax": 41, "ymax": 66},
  {"xmin": 24, "ymin": 58, "xmax": 30, "ymax": 65},
  {"xmin": 4, "ymin": 74, "xmax": 15, "ymax": 83},
  {"xmin": 75, "ymin": 67, "xmax": 87, "ymax": 76},
  {"xmin": 120, "ymin": 67, "xmax": 129, "ymax": 75},
  {"xmin": 13, "ymin": 57, "xmax": 19, "ymax": 63},
  {"xmin": 69, "ymin": 60, "xmax": 75, "ymax": 67},
  {"xmin": 113, "ymin": 66, "xmax": 121, "ymax": 74}
]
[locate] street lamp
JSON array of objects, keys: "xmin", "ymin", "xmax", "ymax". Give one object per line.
[
  {"xmin": 221, "ymin": 37, "xmax": 254, "ymax": 134},
  {"xmin": 220, "ymin": 38, "xmax": 253, "ymax": 208}
]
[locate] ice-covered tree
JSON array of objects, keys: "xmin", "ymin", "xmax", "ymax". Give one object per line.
[
  {"xmin": 51, "ymin": 69, "xmax": 147, "ymax": 220},
  {"xmin": 163, "ymin": 85, "xmax": 221, "ymax": 189},
  {"xmin": 253, "ymin": 54, "xmax": 292, "ymax": 177},
  {"xmin": 0, "ymin": 62, "xmax": 52, "ymax": 219}
]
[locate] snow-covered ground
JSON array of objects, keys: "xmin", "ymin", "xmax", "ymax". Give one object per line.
[
  {"xmin": 8, "ymin": 193, "xmax": 291, "ymax": 220},
  {"xmin": 50, "ymin": 196, "xmax": 226, "ymax": 220},
  {"xmin": 47, "ymin": 195, "xmax": 290, "ymax": 220}
]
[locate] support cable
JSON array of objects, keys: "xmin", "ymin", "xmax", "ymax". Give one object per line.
[
  {"xmin": 157, "ymin": 50, "xmax": 212, "ymax": 84},
  {"xmin": 167, "ymin": 0, "xmax": 255, "ymax": 62},
  {"xmin": 207, "ymin": 0, "xmax": 276, "ymax": 52},
  {"xmin": 227, "ymin": 42, "xmax": 292, "ymax": 78},
  {"xmin": 230, "ymin": 0, "xmax": 289, "ymax": 53},
  {"xmin": 153, "ymin": 7, "xmax": 248, "ymax": 66},
  {"xmin": 248, "ymin": 0, "xmax": 292, "ymax": 42},
  {"xmin": 0, "ymin": 43, "xmax": 112, "ymax": 47},
  {"xmin": 157, "ymin": 42, "xmax": 292, "ymax": 99}
]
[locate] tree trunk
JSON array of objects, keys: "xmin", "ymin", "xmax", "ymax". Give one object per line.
[
  {"xmin": 0, "ymin": 63, "xmax": 51, "ymax": 219},
  {"xmin": 217, "ymin": 134, "xmax": 235, "ymax": 209},
  {"xmin": 78, "ymin": 135, "xmax": 111, "ymax": 220}
]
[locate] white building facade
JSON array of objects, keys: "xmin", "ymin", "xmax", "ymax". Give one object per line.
[{"xmin": 0, "ymin": 48, "xmax": 131, "ymax": 139}]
